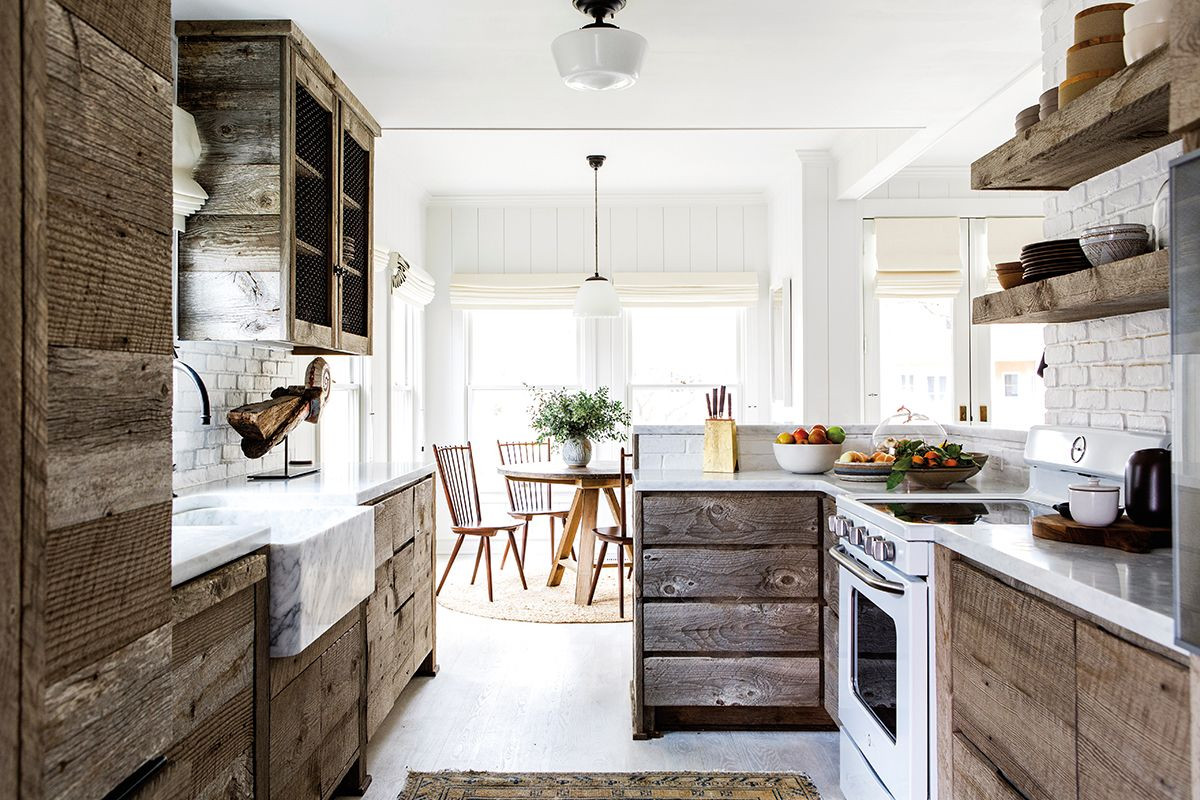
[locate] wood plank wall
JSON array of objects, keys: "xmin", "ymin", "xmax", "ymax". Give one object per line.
[
  {"xmin": 36, "ymin": 0, "xmax": 174, "ymax": 796},
  {"xmin": 4, "ymin": 0, "xmax": 48, "ymax": 795}
]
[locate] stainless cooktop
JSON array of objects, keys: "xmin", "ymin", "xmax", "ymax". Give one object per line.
[{"xmin": 864, "ymin": 500, "xmax": 1053, "ymax": 526}]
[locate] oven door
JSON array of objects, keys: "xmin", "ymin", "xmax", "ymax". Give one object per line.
[{"xmin": 835, "ymin": 545, "xmax": 929, "ymax": 800}]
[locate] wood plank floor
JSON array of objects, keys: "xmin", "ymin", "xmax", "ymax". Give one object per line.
[{"xmin": 356, "ymin": 606, "xmax": 844, "ymax": 800}]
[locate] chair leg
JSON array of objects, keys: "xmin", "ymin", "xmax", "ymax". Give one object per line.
[
  {"xmin": 587, "ymin": 541, "xmax": 609, "ymax": 606},
  {"xmin": 500, "ymin": 536, "xmax": 510, "ymax": 570},
  {"xmin": 548, "ymin": 516, "xmax": 557, "ymax": 567},
  {"xmin": 626, "ymin": 542, "xmax": 635, "ymax": 578},
  {"xmin": 617, "ymin": 542, "xmax": 625, "ymax": 619},
  {"xmin": 471, "ymin": 537, "xmax": 485, "ymax": 585},
  {"xmin": 507, "ymin": 530, "xmax": 529, "ymax": 590},
  {"xmin": 436, "ymin": 534, "xmax": 466, "ymax": 596},
  {"xmin": 520, "ymin": 523, "xmax": 529, "ymax": 566},
  {"xmin": 483, "ymin": 535, "xmax": 494, "ymax": 602}
]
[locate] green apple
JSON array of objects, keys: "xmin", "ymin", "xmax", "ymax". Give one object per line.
[{"xmin": 826, "ymin": 426, "xmax": 846, "ymax": 444}]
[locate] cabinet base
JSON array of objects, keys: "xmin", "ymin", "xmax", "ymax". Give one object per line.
[{"xmin": 641, "ymin": 705, "xmax": 837, "ymax": 735}]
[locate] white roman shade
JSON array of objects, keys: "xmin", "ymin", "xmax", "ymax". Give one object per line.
[
  {"xmin": 172, "ymin": 105, "xmax": 208, "ymax": 232},
  {"xmin": 873, "ymin": 217, "xmax": 963, "ymax": 297},
  {"xmin": 450, "ymin": 272, "xmax": 759, "ymax": 309},
  {"xmin": 377, "ymin": 248, "xmax": 435, "ymax": 307}
]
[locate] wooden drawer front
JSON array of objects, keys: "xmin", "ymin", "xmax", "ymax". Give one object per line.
[
  {"xmin": 393, "ymin": 541, "xmax": 415, "ymax": 603},
  {"xmin": 952, "ymin": 733, "xmax": 1024, "ymax": 800},
  {"xmin": 414, "ymin": 477, "xmax": 434, "ymax": 543},
  {"xmin": 1076, "ymin": 623, "xmax": 1192, "ymax": 800},
  {"xmin": 643, "ymin": 602, "xmax": 819, "ymax": 653},
  {"xmin": 823, "ymin": 607, "xmax": 838, "ymax": 724},
  {"xmin": 270, "ymin": 657, "xmax": 322, "ymax": 800},
  {"xmin": 643, "ymin": 656, "xmax": 820, "ymax": 707},
  {"xmin": 951, "ymin": 562, "xmax": 1077, "ymax": 800},
  {"xmin": 366, "ymin": 593, "xmax": 416, "ymax": 740},
  {"xmin": 642, "ymin": 549, "xmax": 818, "ymax": 599},
  {"xmin": 318, "ymin": 621, "xmax": 362, "ymax": 797},
  {"xmin": 642, "ymin": 492, "xmax": 820, "ymax": 546},
  {"xmin": 172, "ymin": 686, "xmax": 255, "ymax": 799},
  {"xmin": 373, "ymin": 485, "xmax": 415, "ymax": 564}
]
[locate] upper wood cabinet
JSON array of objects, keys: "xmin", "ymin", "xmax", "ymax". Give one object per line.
[{"xmin": 175, "ymin": 21, "xmax": 379, "ymax": 355}]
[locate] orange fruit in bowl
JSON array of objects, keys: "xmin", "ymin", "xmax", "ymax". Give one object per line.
[{"xmin": 792, "ymin": 427, "xmax": 808, "ymax": 442}]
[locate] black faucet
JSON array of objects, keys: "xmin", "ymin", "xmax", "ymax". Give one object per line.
[{"xmin": 172, "ymin": 348, "xmax": 211, "ymax": 426}]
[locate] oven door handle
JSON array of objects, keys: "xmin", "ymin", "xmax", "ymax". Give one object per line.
[{"xmin": 829, "ymin": 545, "xmax": 906, "ymax": 595}]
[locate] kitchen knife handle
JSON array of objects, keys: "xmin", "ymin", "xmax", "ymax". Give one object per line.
[{"xmin": 705, "ymin": 393, "xmax": 712, "ymax": 418}]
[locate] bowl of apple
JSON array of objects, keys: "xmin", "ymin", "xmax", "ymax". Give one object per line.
[{"xmin": 773, "ymin": 425, "xmax": 845, "ymax": 474}]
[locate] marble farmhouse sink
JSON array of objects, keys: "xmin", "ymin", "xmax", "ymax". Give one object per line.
[{"xmin": 173, "ymin": 502, "xmax": 374, "ymax": 657}]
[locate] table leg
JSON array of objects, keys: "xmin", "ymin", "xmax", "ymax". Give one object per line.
[
  {"xmin": 573, "ymin": 489, "xmax": 600, "ymax": 605},
  {"xmin": 548, "ymin": 489, "xmax": 584, "ymax": 587},
  {"xmin": 602, "ymin": 487, "xmax": 623, "ymax": 523}
]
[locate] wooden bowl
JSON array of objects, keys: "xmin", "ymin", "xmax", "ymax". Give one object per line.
[
  {"xmin": 900, "ymin": 454, "xmax": 989, "ymax": 490},
  {"xmin": 1060, "ymin": 69, "xmax": 1120, "ymax": 107},
  {"xmin": 1066, "ymin": 36, "xmax": 1126, "ymax": 76},
  {"xmin": 997, "ymin": 269, "xmax": 1026, "ymax": 290},
  {"xmin": 1074, "ymin": 3, "xmax": 1133, "ymax": 43}
]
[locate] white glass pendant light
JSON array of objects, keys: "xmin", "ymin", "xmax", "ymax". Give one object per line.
[
  {"xmin": 552, "ymin": 0, "xmax": 647, "ymax": 92},
  {"xmin": 574, "ymin": 155, "xmax": 621, "ymax": 318}
]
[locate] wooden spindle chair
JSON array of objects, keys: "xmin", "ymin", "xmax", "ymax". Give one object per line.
[
  {"xmin": 497, "ymin": 439, "xmax": 572, "ymax": 572},
  {"xmin": 586, "ymin": 447, "xmax": 635, "ymax": 618},
  {"xmin": 432, "ymin": 443, "xmax": 528, "ymax": 602}
]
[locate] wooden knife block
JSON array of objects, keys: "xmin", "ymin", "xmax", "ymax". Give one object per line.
[{"xmin": 702, "ymin": 418, "xmax": 738, "ymax": 473}]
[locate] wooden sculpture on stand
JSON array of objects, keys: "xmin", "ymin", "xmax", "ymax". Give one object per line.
[{"xmin": 227, "ymin": 358, "xmax": 332, "ymax": 478}]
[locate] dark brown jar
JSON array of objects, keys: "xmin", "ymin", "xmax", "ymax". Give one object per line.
[{"xmin": 1125, "ymin": 448, "xmax": 1172, "ymax": 528}]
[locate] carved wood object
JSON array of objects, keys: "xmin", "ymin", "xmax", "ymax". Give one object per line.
[{"xmin": 227, "ymin": 357, "xmax": 330, "ymax": 458}]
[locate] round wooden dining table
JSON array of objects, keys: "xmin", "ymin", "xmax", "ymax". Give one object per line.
[{"xmin": 496, "ymin": 461, "xmax": 630, "ymax": 605}]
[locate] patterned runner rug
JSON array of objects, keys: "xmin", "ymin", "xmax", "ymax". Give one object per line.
[{"xmin": 399, "ymin": 771, "xmax": 822, "ymax": 799}]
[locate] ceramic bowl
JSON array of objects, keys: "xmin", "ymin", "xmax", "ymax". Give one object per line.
[
  {"xmin": 901, "ymin": 454, "xmax": 989, "ymax": 490},
  {"xmin": 1080, "ymin": 231, "xmax": 1151, "ymax": 265},
  {"xmin": 1060, "ymin": 69, "xmax": 1121, "ymax": 107},
  {"xmin": 1125, "ymin": 0, "xmax": 1172, "ymax": 31},
  {"xmin": 1124, "ymin": 20, "xmax": 1168, "ymax": 63},
  {"xmin": 1069, "ymin": 478, "xmax": 1121, "ymax": 526},
  {"xmin": 773, "ymin": 442, "xmax": 843, "ymax": 474}
]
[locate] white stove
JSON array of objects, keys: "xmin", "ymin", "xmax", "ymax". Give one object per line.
[{"xmin": 830, "ymin": 426, "xmax": 1169, "ymax": 800}]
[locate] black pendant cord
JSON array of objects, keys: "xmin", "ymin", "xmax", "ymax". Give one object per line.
[{"xmin": 593, "ymin": 162, "xmax": 600, "ymax": 279}]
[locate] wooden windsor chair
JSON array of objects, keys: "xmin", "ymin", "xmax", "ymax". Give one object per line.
[
  {"xmin": 432, "ymin": 442, "xmax": 528, "ymax": 602},
  {"xmin": 586, "ymin": 447, "xmax": 635, "ymax": 618},
  {"xmin": 497, "ymin": 439, "xmax": 572, "ymax": 572}
]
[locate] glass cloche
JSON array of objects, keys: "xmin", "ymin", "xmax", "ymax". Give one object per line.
[{"xmin": 872, "ymin": 406, "xmax": 948, "ymax": 455}]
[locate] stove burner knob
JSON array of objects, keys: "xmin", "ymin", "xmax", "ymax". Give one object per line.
[
  {"xmin": 867, "ymin": 536, "xmax": 896, "ymax": 562},
  {"xmin": 850, "ymin": 526, "xmax": 868, "ymax": 547},
  {"xmin": 828, "ymin": 514, "xmax": 852, "ymax": 538}
]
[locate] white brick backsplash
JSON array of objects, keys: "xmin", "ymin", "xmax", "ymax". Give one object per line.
[
  {"xmin": 1106, "ymin": 338, "xmax": 1142, "ymax": 361},
  {"xmin": 1057, "ymin": 322, "xmax": 1089, "ymax": 342},
  {"xmin": 1143, "ymin": 334, "xmax": 1170, "ymax": 358},
  {"xmin": 1073, "ymin": 342, "xmax": 1104, "ymax": 363},
  {"xmin": 1045, "ymin": 344, "xmax": 1074, "ymax": 365},
  {"xmin": 1043, "ymin": 325, "xmax": 1059, "ymax": 345},
  {"xmin": 1075, "ymin": 389, "xmax": 1106, "ymax": 410},
  {"xmin": 1110, "ymin": 390, "xmax": 1146, "ymax": 412},
  {"xmin": 1148, "ymin": 390, "xmax": 1172, "ymax": 412},
  {"xmin": 1126, "ymin": 413, "xmax": 1168, "ymax": 433},
  {"xmin": 1090, "ymin": 412, "xmax": 1125, "ymax": 430},
  {"xmin": 1127, "ymin": 364, "xmax": 1165, "ymax": 387},
  {"xmin": 639, "ymin": 436, "xmax": 687, "ymax": 454},
  {"xmin": 1089, "ymin": 365, "xmax": 1124, "ymax": 387},
  {"xmin": 1045, "ymin": 388, "xmax": 1074, "ymax": 408},
  {"xmin": 174, "ymin": 340, "xmax": 300, "ymax": 489},
  {"xmin": 1086, "ymin": 317, "xmax": 1124, "ymax": 340},
  {"xmin": 1127, "ymin": 309, "xmax": 1169, "ymax": 335},
  {"xmin": 1057, "ymin": 365, "xmax": 1089, "ymax": 386}
]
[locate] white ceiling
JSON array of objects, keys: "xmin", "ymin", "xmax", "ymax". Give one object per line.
[{"xmin": 171, "ymin": 0, "xmax": 1044, "ymax": 195}]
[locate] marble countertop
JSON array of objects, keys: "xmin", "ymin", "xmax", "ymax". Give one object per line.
[
  {"xmin": 179, "ymin": 461, "xmax": 435, "ymax": 506},
  {"xmin": 632, "ymin": 468, "xmax": 1026, "ymax": 498},
  {"xmin": 935, "ymin": 524, "xmax": 1177, "ymax": 651},
  {"xmin": 171, "ymin": 523, "xmax": 268, "ymax": 587}
]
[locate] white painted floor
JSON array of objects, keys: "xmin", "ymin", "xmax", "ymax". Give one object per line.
[{"xmin": 358, "ymin": 606, "xmax": 845, "ymax": 800}]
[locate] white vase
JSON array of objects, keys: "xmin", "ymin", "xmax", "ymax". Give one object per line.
[{"xmin": 561, "ymin": 435, "xmax": 593, "ymax": 467}]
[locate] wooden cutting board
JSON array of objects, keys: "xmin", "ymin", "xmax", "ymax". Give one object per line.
[{"xmin": 1031, "ymin": 514, "xmax": 1170, "ymax": 554}]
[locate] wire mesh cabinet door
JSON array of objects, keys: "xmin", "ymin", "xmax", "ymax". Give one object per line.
[
  {"xmin": 336, "ymin": 105, "xmax": 374, "ymax": 355},
  {"xmin": 289, "ymin": 54, "xmax": 338, "ymax": 351}
]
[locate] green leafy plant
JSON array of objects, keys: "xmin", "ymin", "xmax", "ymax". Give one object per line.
[
  {"xmin": 886, "ymin": 439, "xmax": 978, "ymax": 491},
  {"xmin": 528, "ymin": 386, "xmax": 631, "ymax": 444}
]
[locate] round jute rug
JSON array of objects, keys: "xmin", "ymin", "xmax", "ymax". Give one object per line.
[{"xmin": 435, "ymin": 554, "xmax": 633, "ymax": 624}]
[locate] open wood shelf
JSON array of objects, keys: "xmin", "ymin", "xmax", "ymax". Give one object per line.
[
  {"xmin": 342, "ymin": 192, "xmax": 362, "ymax": 212},
  {"xmin": 971, "ymin": 46, "xmax": 1177, "ymax": 191},
  {"xmin": 295, "ymin": 155, "xmax": 324, "ymax": 181},
  {"xmin": 972, "ymin": 249, "xmax": 1168, "ymax": 325}
]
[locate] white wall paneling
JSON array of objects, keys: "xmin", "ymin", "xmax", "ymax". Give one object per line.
[
  {"xmin": 689, "ymin": 205, "xmax": 718, "ymax": 271},
  {"xmin": 530, "ymin": 207, "xmax": 557, "ymax": 272}
]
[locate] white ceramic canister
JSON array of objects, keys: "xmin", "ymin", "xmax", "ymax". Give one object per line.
[{"xmin": 1068, "ymin": 477, "xmax": 1121, "ymax": 527}]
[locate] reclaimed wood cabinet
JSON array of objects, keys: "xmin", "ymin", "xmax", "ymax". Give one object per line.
[
  {"xmin": 175, "ymin": 20, "xmax": 380, "ymax": 355},
  {"xmin": 365, "ymin": 476, "xmax": 438, "ymax": 740},
  {"xmin": 633, "ymin": 491, "xmax": 832, "ymax": 737},
  {"xmin": 167, "ymin": 553, "xmax": 269, "ymax": 799},
  {"xmin": 937, "ymin": 551, "xmax": 1193, "ymax": 800}
]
